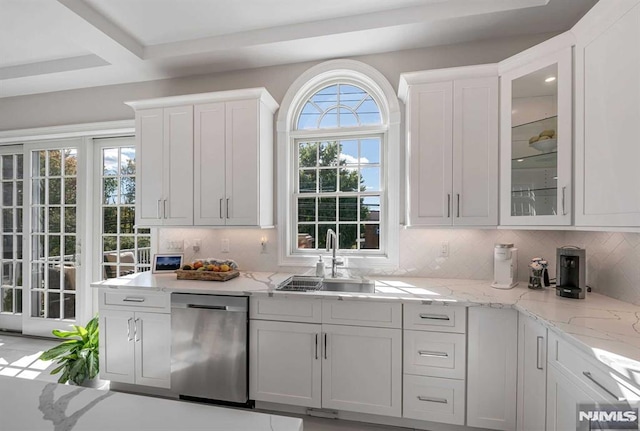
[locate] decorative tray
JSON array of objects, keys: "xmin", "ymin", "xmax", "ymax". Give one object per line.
[{"xmin": 175, "ymin": 269, "xmax": 240, "ymax": 282}]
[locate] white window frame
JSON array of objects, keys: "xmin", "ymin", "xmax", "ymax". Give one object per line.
[{"xmin": 277, "ymin": 60, "xmax": 401, "ymax": 269}]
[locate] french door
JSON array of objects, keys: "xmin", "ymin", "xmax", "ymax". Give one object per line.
[{"xmin": 22, "ymin": 139, "xmax": 85, "ymax": 337}]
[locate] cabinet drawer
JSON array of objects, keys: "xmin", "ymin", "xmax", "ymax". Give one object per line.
[
  {"xmin": 403, "ymin": 375, "xmax": 465, "ymax": 425},
  {"xmin": 99, "ymin": 290, "xmax": 170, "ymax": 312},
  {"xmin": 404, "ymin": 304, "xmax": 466, "ymax": 333},
  {"xmin": 404, "ymin": 330, "xmax": 466, "ymax": 379},
  {"xmin": 548, "ymin": 331, "xmax": 640, "ymax": 402},
  {"xmin": 250, "ymin": 296, "xmax": 321, "ymax": 323},
  {"xmin": 322, "ymin": 299, "xmax": 401, "ymax": 328}
]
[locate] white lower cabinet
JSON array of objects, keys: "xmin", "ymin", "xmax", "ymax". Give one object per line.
[
  {"xmin": 403, "ymin": 375, "xmax": 465, "ymax": 425},
  {"xmin": 517, "ymin": 315, "xmax": 548, "ymax": 431},
  {"xmin": 546, "ymin": 364, "xmax": 599, "ymax": 431},
  {"xmin": 466, "ymin": 307, "xmax": 518, "ymax": 430},
  {"xmin": 249, "ymin": 320, "xmax": 321, "ymax": 408},
  {"xmin": 322, "ymin": 324, "xmax": 402, "ymax": 417},
  {"xmin": 99, "ymin": 309, "xmax": 171, "ymax": 388},
  {"xmin": 249, "ymin": 298, "xmax": 401, "ymax": 417}
]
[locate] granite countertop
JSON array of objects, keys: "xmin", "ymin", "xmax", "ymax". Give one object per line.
[
  {"xmin": 92, "ymin": 271, "xmax": 640, "ymax": 391},
  {"xmin": 0, "ymin": 375, "xmax": 302, "ymax": 431}
]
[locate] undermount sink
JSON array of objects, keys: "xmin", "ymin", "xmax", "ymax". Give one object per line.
[{"xmin": 276, "ymin": 276, "xmax": 375, "ymax": 293}]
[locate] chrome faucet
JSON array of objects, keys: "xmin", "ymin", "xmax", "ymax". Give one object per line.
[{"xmin": 325, "ymin": 229, "xmax": 343, "ymax": 278}]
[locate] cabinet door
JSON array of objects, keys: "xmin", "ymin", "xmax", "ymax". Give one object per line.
[
  {"xmin": 99, "ymin": 309, "xmax": 135, "ymax": 384},
  {"xmin": 250, "ymin": 320, "xmax": 321, "ymax": 408},
  {"xmin": 499, "ymin": 47, "xmax": 572, "ymax": 226},
  {"xmin": 453, "ymin": 77, "xmax": 498, "ymax": 226},
  {"xmin": 467, "ymin": 307, "xmax": 518, "ymax": 430},
  {"xmin": 163, "ymin": 105, "xmax": 193, "ymax": 225},
  {"xmin": 322, "ymin": 325, "xmax": 401, "ymax": 417},
  {"xmin": 575, "ymin": 1, "xmax": 640, "ymax": 227},
  {"xmin": 135, "ymin": 109, "xmax": 164, "ymax": 226},
  {"xmin": 134, "ymin": 312, "xmax": 171, "ymax": 388},
  {"xmin": 194, "ymin": 102, "xmax": 226, "ymax": 226},
  {"xmin": 225, "ymin": 99, "xmax": 259, "ymax": 226},
  {"xmin": 517, "ymin": 315, "xmax": 547, "ymax": 431},
  {"xmin": 546, "ymin": 364, "xmax": 599, "ymax": 431},
  {"xmin": 407, "ymin": 82, "xmax": 453, "ymax": 226}
]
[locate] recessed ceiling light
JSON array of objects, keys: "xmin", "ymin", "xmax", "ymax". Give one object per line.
[
  {"xmin": 545, "ymin": 76, "xmax": 556, "ymax": 83},
  {"xmin": 517, "ymin": 159, "xmax": 524, "ymax": 162}
]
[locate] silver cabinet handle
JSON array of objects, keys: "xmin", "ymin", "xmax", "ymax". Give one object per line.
[
  {"xmin": 157, "ymin": 200, "xmax": 162, "ymax": 219},
  {"xmin": 134, "ymin": 318, "xmax": 140, "ymax": 342},
  {"xmin": 417, "ymin": 396, "xmax": 448, "ymax": 404},
  {"xmin": 418, "ymin": 350, "xmax": 448, "ymax": 358},
  {"xmin": 226, "ymin": 198, "xmax": 230, "ymax": 219},
  {"xmin": 536, "ymin": 336, "xmax": 544, "ymax": 370},
  {"xmin": 127, "ymin": 317, "xmax": 133, "ymax": 342},
  {"xmin": 457, "ymin": 193, "xmax": 460, "ymax": 218},
  {"xmin": 582, "ymin": 371, "xmax": 626, "ymax": 401},
  {"xmin": 123, "ymin": 297, "xmax": 145, "ymax": 302},
  {"xmin": 447, "ymin": 194, "xmax": 451, "ymax": 218},
  {"xmin": 163, "ymin": 199, "xmax": 167, "ymax": 219},
  {"xmin": 324, "ymin": 333, "xmax": 328, "ymax": 360},
  {"xmin": 419, "ymin": 313, "xmax": 450, "ymax": 321},
  {"xmin": 315, "ymin": 334, "xmax": 319, "ymax": 360},
  {"xmin": 562, "ymin": 186, "xmax": 567, "ymax": 215},
  {"xmin": 219, "ymin": 198, "xmax": 223, "ymax": 219}
]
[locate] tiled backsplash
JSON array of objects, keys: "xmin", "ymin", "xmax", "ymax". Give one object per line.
[{"xmin": 159, "ymin": 228, "xmax": 640, "ymax": 304}]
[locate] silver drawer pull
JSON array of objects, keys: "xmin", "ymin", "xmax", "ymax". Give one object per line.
[
  {"xmin": 123, "ymin": 297, "xmax": 145, "ymax": 302},
  {"xmin": 582, "ymin": 371, "xmax": 626, "ymax": 402},
  {"xmin": 418, "ymin": 350, "xmax": 448, "ymax": 358},
  {"xmin": 417, "ymin": 396, "xmax": 448, "ymax": 404},
  {"xmin": 419, "ymin": 313, "xmax": 450, "ymax": 321}
]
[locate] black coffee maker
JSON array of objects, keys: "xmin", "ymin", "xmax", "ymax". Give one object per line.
[{"xmin": 556, "ymin": 246, "xmax": 586, "ymax": 299}]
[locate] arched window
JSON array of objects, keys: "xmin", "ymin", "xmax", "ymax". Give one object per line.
[{"xmin": 277, "ymin": 60, "xmax": 400, "ymax": 268}]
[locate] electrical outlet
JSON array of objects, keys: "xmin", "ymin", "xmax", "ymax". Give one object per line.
[
  {"xmin": 167, "ymin": 240, "xmax": 184, "ymax": 251},
  {"xmin": 193, "ymin": 239, "xmax": 201, "ymax": 252},
  {"xmin": 440, "ymin": 241, "xmax": 449, "ymax": 257},
  {"xmin": 221, "ymin": 238, "xmax": 230, "ymax": 253}
]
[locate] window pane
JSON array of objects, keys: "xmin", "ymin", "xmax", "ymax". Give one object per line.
[
  {"xmin": 361, "ymin": 138, "xmax": 380, "ymax": 164},
  {"xmin": 120, "ymin": 236, "xmax": 134, "ymax": 250},
  {"xmin": 119, "ymin": 207, "xmax": 135, "ymax": 234},
  {"xmin": 103, "ymin": 177, "xmax": 118, "ymax": 205},
  {"xmin": 361, "ymin": 167, "xmax": 380, "ymax": 191},
  {"xmin": 357, "ymin": 97, "xmax": 382, "ymax": 125},
  {"xmin": 48, "ymin": 265, "xmax": 61, "ymax": 290},
  {"xmin": 103, "ymin": 236, "xmax": 117, "ymax": 252},
  {"xmin": 137, "ymin": 235, "xmax": 150, "ymax": 248},
  {"xmin": 312, "ymin": 85, "xmax": 337, "ymax": 111},
  {"xmin": 31, "ymin": 289, "xmax": 44, "ymax": 318},
  {"xmin": 317, "ymin": 224, "xmax": 336, "ymax": 250},
  {"xmin": 121, "ymin": 148, "xmax": 135, "ymax": 174},
  {"xmin": 16, "ymin": 235, "xmax": 22, "ymax": 259},
  {"xmin": 32, "ymin": 207, "xmax": 45, "ymax": 233},
  {"xmin": 319, "ymin": 169, "xmax": 337, "ymax": 193},
  {"xmin": 339, "ymin": 141, "xmax": 358, "ymax": 165},
  {"xmin": 299, "ymin": 170, "xmax": 316, "ymax": 193},
  {"xmin": 15, "ymin": 288, "xmax": 22, "ymax": 313},
  {"xmin": 48, "ymin": 235, "xmax": 60, "ymax": 259},
  {"xmin": 48, "ymin": 207, "xmax": 61, "ymax": 233},
  {"xmin": 340, "ymin": 84, "xmax": 366, "ymax": 109},
  {"xmin": 65, "ymin": 178, "xmax": 77, "ymax": 204},
  {"xmin": 2, "ymin": 156, "xmax": 13, "ymax": 180},
  {"xmin": 297, "ymin": 225, "xmax": 315, "ymax": 249},
  {"xmin": 16, "ymin": 181, "xmax": 23, "ymax": 206},
  {"xmin": 361, "ymin": 224, "xmax": 380, "ymax": 249},
  {"xmin": 362, "ymin": 196, "xmax": 381, "ymax": 221},
  {"xmin": 339, "ymin": 107, "xmax": 358, "ymax": 127},
  {"xmin": 3, "ymin": 235, "xmax": 13, "ymax": 259},
  {"xmin": 338, "ymin": 197, "xmax": 358, "ymax": 222},
  {"xmin": 297, "ymin": 198, "xmax": 316, "ymax": 222},
  {"xmin": 298, "ymin": 142, "xmax": 318, "ymax": 167},
  {"xmin": 63, "ymin": 293, "xmax": 75, "ymax": 319},
  {"xmin": 339, "ymin": 225, "xmax": 358, "ymax": 250},
  {"xmin": 297, "ymin": 103, "xmax": 321, "ymax": 130},
  {"xmin": 103, "ymin": 207, "xmax": 117, "ymax": 233},
  {"xmin": 33, "ymin": 151, "xmax": 46, "ymax": 177},
  {"xmin": 339, "ymin": 167, "xmax": 360, "ymax": 192},
  {"xmin": 64, "ymin": 235, "xmax": 75, "ymax": 257},
  {"xmin": 3, "ymin": 209, "xmax": 12, "ymax": 232},
  {"xmin": 1, "ymin": 288, "xmax": 13, "ymax": 313},
  {"xmin": 319, "ymin": 108, "xmax": 338, "ymax": 128},
  {"xmin": 32, "ymin": 235, "xmax": 44, "ymax": 260},
  {"xmin": 319, "ymin": 142, "xmax": 339, "ymax": 167},
  {"xmin": 103, "ymin": 148, "xmax": 118, "ymax": 175},
  {"xmin": 15, "ymin": 208, "xmax": 22, "ymax": 233},
  {"xmin": 2, "ymin": 182, "xmax": 12, "ymax": 206},
  {"xmin": 64, "ymin": 150, "xmax": 77, "ymax": 176},
  {"xmin": 48, "ymin": 292, "xmax": 60, "ymax": 318},
  {"xmin": 16, "ymin": 155, "xmax": 23, "ymax": 180},
  {"xmin": 2, "ymin": 262, "xmax": 13, "ymax": 287},
  {"xmin": 64, "ymin": 207, "xmax": 76, "ymax": 233},
  {"xmin": 318, "ymin": 197, "xmax": 336, "ymax": 222},
  {"xmin": 49, "ymin": 178, "xmax": 61, "ymax": 205},
  {"xmin": 16, "ymin": 262, "xmax": 22, "ymax": 286},
  {"xmin": 32, "ymin": 179, "xmax": 45, "ymax": 204},
  {"xmin": 48, "ymin": 150, "xmax": 61, "ymax": 176},
  {"xmin": 121, "ymin": 177, "xmax": 135, "ymax": 204}
]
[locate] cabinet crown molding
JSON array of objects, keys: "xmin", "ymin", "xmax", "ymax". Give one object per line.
[
  {"xmin": 498, "ymin": 31, "xmax": 576, "ymax": 74},
  {"xmin": 125, "ymin": 87, "xmax": 279, "ymax": 113},
  {"xmin": 398, "ymin": 63, "xmax": 497, "ymax": 103}
]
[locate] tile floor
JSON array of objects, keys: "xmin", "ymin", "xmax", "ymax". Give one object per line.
[{"xmin": 0, "ymin": 333, "xmax": 410, "ymax": 431}]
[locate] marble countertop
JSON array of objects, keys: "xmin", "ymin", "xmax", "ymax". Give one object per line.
[
  {"xmin": 0, "ymin": 375, "xmax": 302, "ymax": 431},
  {"xmin": 92, "ymin": 271, "xmax": 640, "ymax": 391}
]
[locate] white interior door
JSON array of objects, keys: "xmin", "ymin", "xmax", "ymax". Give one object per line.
[{"xmin": 22, "ymin": 139, "xmax": 84, "ymax": 337}]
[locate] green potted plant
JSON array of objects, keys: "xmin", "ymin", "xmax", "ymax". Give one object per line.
[{"xmin": 39, "ymin": 315, "xmax": 101, "ymax": 387}]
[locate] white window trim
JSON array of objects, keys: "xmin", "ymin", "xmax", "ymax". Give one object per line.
[{"xmin": 277, "ymin": 59, "xmax": 400, "ymax": 269}]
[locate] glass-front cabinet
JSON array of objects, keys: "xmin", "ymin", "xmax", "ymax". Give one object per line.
[{"xmin": 499, "ymin": 46, "xmax": 572, "ymax": 226}]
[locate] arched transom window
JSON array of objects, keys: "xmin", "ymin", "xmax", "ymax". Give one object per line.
[{"xmin": 292, "ymin": 82, "xmax": 385, "ymax": 253}]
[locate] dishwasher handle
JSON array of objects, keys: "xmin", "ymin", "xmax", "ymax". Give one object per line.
[{"xmin": 187, "ymin": 304, "xmax": 228, "ymax": 311}]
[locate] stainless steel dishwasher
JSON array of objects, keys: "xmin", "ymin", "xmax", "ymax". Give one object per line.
[{"xmin": 171, "ymin": 294, "xmax": 248, "ymax": 404}]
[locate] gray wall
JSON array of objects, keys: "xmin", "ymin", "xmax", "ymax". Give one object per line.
[{"xmin": 0, "ymin": 33, "xmax": 556, "ymax": 131}]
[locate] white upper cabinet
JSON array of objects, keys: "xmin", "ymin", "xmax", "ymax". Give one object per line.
[
  {"xmin": 399, "ymin": 65, "xmax": 499, "ymax": 227},
  {"xmin": 498, "ymin": 34, "xmax": 574, "ymax": 226},
  {"xmin": 126, "ymin": 88, "xmax": 278, "ymax": 228},
  {"xmin": 573, "ymin": 0, "xmax": 640, "ymax": 227}
]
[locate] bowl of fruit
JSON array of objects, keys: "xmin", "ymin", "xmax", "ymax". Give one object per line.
[{"xmin": 176, "ymin": 258, "xmax": 239, "ymax": 281}]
